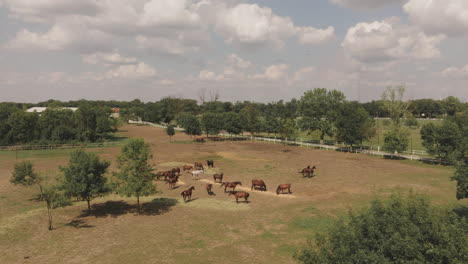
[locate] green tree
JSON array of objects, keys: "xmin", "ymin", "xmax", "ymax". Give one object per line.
[
  {"xmin": 405, "ymin": 116, "xmax": 419, "ymax": 128},
  {"xmin": 166, "ymin": 125, "xmax": 175, "ymax": 141},
  {"xmin": 201, "ymin": 112, "xmax": 222, "ymax": 136},
  {"xmin": 452, "ymin": 162, "xmax": 468, "ymax": 200},
  {"xmin": 114, "ymin": 139, "xmax": 156, "ymax": 213},
  {"xmin": 381, "ymin": 86, "xmax": 409, "ymax": 154},
  {"xmin": 241, "ymin": 103, "xmax": 261, "ymax": 136},
  {"xmin": 41, "ymin": 185, "xmax": 71, "ymax": 230},
  {"xmin": 383, "ymin": 129, "xmax": 409, "ymax": 154},
  {"xmin": 442, "ymin": 96, "xmax": 462, "ymax": 116},
  {"xmin": 60, "ymin": 149, "xmax": 111, "ymax": 213},
  {"xmin": 335, "ymin": 103, "xmax": 375, "ymax": 146},
  {"xmin": 7, "ymin": 110, "xmax": 40, "ymax": 144},
  {"xmin": 221, "ymin": 112, "xmax": 243, "ymax": 135},
  {"xmin": 298, "ymin": 88, "xmax": 345, "ymax": 141},
  {"xmin": 421, "ymin": 121, "xmax": 462, "ymax": 161},
  {"xmin": 10, "ymin": 161, "xmax": 41, "ymax": 186},
  {"xmin": 278, "ymin": 119, "xmax": 298, "ymax": 150},
  {"xmin": 295, "ymin": 193, "xmax": 468, "ymax": 264}
]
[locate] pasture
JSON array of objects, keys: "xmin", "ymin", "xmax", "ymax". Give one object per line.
[{"xmin": 0, "ymin": 124, "xmax": 464, "ymax": 264}]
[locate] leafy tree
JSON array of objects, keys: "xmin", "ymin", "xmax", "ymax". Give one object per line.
[
  {"xmin": 201, "ymin": 112, "xmax": 222, "ymax": 136},
  {"xmin": 298, "ymin": 88, "xmax": 345, "ymax": 141},
  {"xmin": 452, "ymin": 162, "xmax": 468, "ymax": 200},
  {"xmin": 114, "ymin": 139, "xmax": 156, "ymax": 213},
  {"xmin": 7, "ymin": 110, "xmax": 40, "ymax": 144},
  {"xmin": 60, "ymin": 149, "xmax": 111, "ymax": 213},
  {"xmin": 241, "ymin": 103, "xmax": 261, "ymax": 136},
  {"xmin": 10, "ymin": 161, "xmax": 70, "ymax": 230},
  {"xmin": 381, "ymin": 85, "xmax": 408, "ymax": 127},
  {"xmin": 39, "ymin": 108, "xmax": 76, "ymax": 142},
  {"xmin": 278, "ymin": 119, "xmax": 298, "ymax": 150},
  {"xmin": 383, "ymin": 129, "xmax": 409, "ymax": 154},
  {"xmin": 405, "ymin": 116, "xmax": 419, "ymax": 128},
  {"xmin": 421, "ymin": 121, "xmax": 462, "ymax": 161},
  {"xmin": 442, "ymin": 96, "xmax": 462, "ymax": 116},
  {"xmin": 177, "ymin": 113, "xmax": 202, "ymax": 137},
  {"xmin": 221, "ymin": 112, "xmax": 243, "ymax": 135},
  {"xmin": 295, "ymin": 193, "xmax": 468, "ymax": 264},
  {"xmin": 335, "ymin": 103, "xmax": 375, "ymax": 146},
  {"xmin": 166, "ymin": 125, "xmax": 175, "ymax": 141}
]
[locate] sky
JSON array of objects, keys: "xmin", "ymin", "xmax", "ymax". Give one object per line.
[{"xmin": 0, "ymin": 0, "xmax": 467, "ymax": 103}]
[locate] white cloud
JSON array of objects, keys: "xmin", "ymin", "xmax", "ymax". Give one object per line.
[
  {"xmin": 199, "ymin": 70, "xmax": 224, "ymax": 81},
  {"xmin": 106, "ymin": 62, "xmax": 157, "ymax": 79},
  {"xmin": 342, "ymin": 19, "xmax": 445, "ymax": 64},
  {"xmin": 216, "ymin": 3, "xmax": 334, "ymax": 49},
  {"xmin": 404, "ymin": 0, "xmax": 468, "ymax": 37},
  {"xmin": 293, "ymin": 67, "xmax": 316, "ymax": 82},
  {"xmin": 440, "ymin": 64, "xmax": 468, "ymax": 77},
  {"xmin": 83, "ymin": 52, "xmax": 137, "ymax": 66},
  {"xmin": 255, "ymin": 64, "xmax": 289, "ymax": 81},
  {"xmin": 330, "ymin": 0, "xmax": 403, "ymax": 9},
  {"xmin": 227, "ymin": 54, "xmax": 251, "ymax": 69},
  {"xmin": 140, "ymin": 0, "xmax": 200, "ymax": 28}
]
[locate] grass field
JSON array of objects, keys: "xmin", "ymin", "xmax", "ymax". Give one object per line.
[{"xmin": 1, "ymin": 124, "xmax": 465, "ymax": 264}]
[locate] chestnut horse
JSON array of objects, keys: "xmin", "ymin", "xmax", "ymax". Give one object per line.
[
  {"xmin": 229, "ymin": 191, "xmax": 250, "ymax": 203},
  {"xmin": 207, "ymin": 160, "xmax": 214, "ymax": 168},
  {"xmin": 172, "ymin": 167, "xmax": 180, "ymax": 176},
  {"xmin": 251, "ymin": 179, "xmax": 267, "ymax": 191},
  {"xmin": 181, "ymin": 186, "xmax": 195, "ymax": 202},
  {"xmin": 206, "ymin": 184, "xmax": 213, "ymax": 195},
  {"xmin": 298, "ymin": 165, "xmax": 316, "ymax": 178},
  {"xmin": 221, "ymin": 181, "xmax": 242, "ymax": 192},
  {"xmin": 194, "ymin": 162, "xmax": 204, "ymax": 170},
  {"xmin": 213, "ymin": 173, "xmax": 224, "ymax": 183},
  {"xmin": 183, "ymin": 165, "xmax": 193, "ymax": 172},
  {"xmin": 165, "ymin": 175, "xmax": 179, "ymax": 189},
  {"xmin": 276, "ymin": 184, "xmax": 292, "ymax": 195}
]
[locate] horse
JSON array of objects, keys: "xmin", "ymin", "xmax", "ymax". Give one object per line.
[
  {"xmin": 276, "ymin": 184, "xmax": 292, "ymax": 195},
  {"xmin": 181, "ymin": 186, "xmax": 195, "ymax": 202},
  {"xmin": 298, "ymin": 165, "xmax": 316, "ymax": 178},
  {"xmin": 194, "ymin": 162, "xmax": 204, "ymax": 170},
  {"xmin": 251, "ymin": 179, "xmax": 267, "ymax": 191},
  {"xmin": 229, "ymin": 191, "xmax": 250, "ymax": 203},
  {"xmin": 155, "ymin": 171, "xmax": 165, "ymax": 180},
  {"xmin": 171, "ymin": 167, "xmax": 180, "ymax": 176},
  {"xmin": 183, "ymin": 165, "xmax": 193, "ymax": 172},
  {"xmin": 191, "ymin": 170, "xmax": 204, "ymax": 179},
  {"xmin": 165, "ymin": 176, "xmax": 179, "ymax": 189},
  {"xmin": 221, "ymin": 181, "xmax": 242, "ymax": 193},
  {"xmin": 163, "ymin": 170, "xmax": 175, "ymax": 181},
  {"xmin": 213, "ymin": 173, "xmax": 224, "ymax": 183},
  {"xmin": 207, "ymin": 160, "xmax": 214, "ymax": 168},
  {"xmin": 206, "ymin": 184, "xmax": 214, "ymax": 195}
]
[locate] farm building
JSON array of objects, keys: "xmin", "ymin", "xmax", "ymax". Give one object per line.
[{"xmin": 26, "ymin": 107, "xmax": 78, "ymax": 113}]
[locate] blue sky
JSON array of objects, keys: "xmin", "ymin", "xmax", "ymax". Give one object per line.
[{"xmin": 0, "ymin": 0, "xmax": 467, "ymax": 103}]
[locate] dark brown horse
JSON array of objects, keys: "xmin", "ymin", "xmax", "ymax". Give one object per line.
[
  {"xmin": 221, "ymin": 181, "xmax": 242, "ymax": 193},
  {"xmin": 165, "ymin": 175, "xmax": 179, "ymax": 189},
  {"xmin": 181, "ymin": 186, "xmax": 195, "ymax": 202},
  {"xmin": 298, "ymin": 165, "xmax": 316, "ymax": 178},
  {"xmin": 162, "ymin": 170, "xmax": 175, "ymax": 181},
  {"xmin": 207, "ymin": 160, "xmax": 214, "ymax": 168},
  {"xmin": 229, "ymin": 191, "xmax": 250, "ymax": 203},
  {"xmin": 172, "ymin": 167, "xmax": 180, "ymax": 176},
  {"xmin": 194, "ymin": 162, "xmax": 204, "ymax": 170},
  {"xmin": 276, "ymin": 184, "xmax": 292, "ymax": 195},
  {"xmin": 213, "ymin": 173, "xmax": 224, "ymax": 183},
  {"xmin": 251, "ymin": 179, "xmax": 267, "ymax": 191},
  {"xmin": 183, "ymin": 165, "xmax": 193, "ymax": 172},
  {"xmin": 206, "ymin": 183, "xmax": 213, "ymax": 195}
]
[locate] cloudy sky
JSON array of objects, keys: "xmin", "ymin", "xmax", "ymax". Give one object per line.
[{"xmin": 0, "ymin": 0, "xmax": 467, "ymax": 103}]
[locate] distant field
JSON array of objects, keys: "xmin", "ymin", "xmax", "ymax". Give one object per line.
[{"xmin": 1, "ymin": 124, "xmax": 464, "ymax": 264}]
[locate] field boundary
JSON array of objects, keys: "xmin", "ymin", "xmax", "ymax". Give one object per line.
[{"xmin": 0, "ymin": 141, "xmax": 126, "ymax": 152}]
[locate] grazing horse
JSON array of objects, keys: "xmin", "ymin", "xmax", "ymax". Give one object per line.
[
  {"xmin": 221, "ymin": 181, "xmax": 242, "ymax": 193},
  {"xmin": 298, "ymin": 165, "xmax": 317, "ymax": 178},
  {"xmin": 194, "ymin": 162, "xmax": 204, "ymax": 170},
  {"xmin": 155, "ymin": 171, "xmax": 165, "ymax": 180},
  {"xmin": 162, "ymin": 170, "xmax": 175, "ymax": 181},
  {"xmin": 165, "ymin": 176, "xmax": 179, "ymax": 189},
  {"xmin": 276, "ymin": 184, "xmax": 292, "ymax": 195},
  {"xmin": 251, "ymin": 179, "xmax": 267, "ymax": 191},
  {"xmin": 207, "ymin": 160, "xmax": 214, "ymax": 168},
  {"xmin": 213, "ymin": 173, "xmax": 224, "ymax": 183},
  {"xmin": 183, "ymin": 165, "xmax": 193, "ymax": 172},
  {"xmin": 181, "ymin": 186, "xmax": 195, "ymax": 202},
  {"xmin": 191, "ymin": 170, "xmax": 204, "ymax": 179},
  {"xmin": 206, "ymin": 184, "xmax": 213, "ymax": 195},
  {"xmin": 229, "ymin": 191, "xmax": 250, "ymax": 203},
  {"xmin": 171, "ymin": 167, "xmax": 180, "ymax": 176}
]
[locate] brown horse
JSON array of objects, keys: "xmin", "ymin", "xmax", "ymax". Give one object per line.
[
  {"xmin": 194, "ymin": 162, "xmax": 204, "ymax": 170},
  {"xmin": 162, "ymin": 170, "xmax": 175, "ymax": 181},
  {"xmin": 229, "ymin": 191, "xmax": 250, "ymax": 203},
  {"xmin": 206, "ymin": 184, "xmax": 214, "ymax": 195},
  {"xmin": 298, "ymin": 165, "xmax": 316, "ymax": 178},
  {"xmin": 221, "ymin": 181, "xmax": 242, "ymax": 193},
  {"xmin": 155, "ymin": 171, "xmax": 165, "ymax": 180},
  {"xmin": 276, "ymin": 184, "xmax": 292, "ymax": 195},
  {"xmin": 207, "ymin": 160, "xmax": 214, "ymax": 168},
  {"xmin": 251, "ymin": 179, "xmax": 267, "ymax": 191},
  {"xmin": 213, "ymin": 173, "xmax": 224, "ymax": 183},
  {"xmin": 172, "ymin": 167, "xmax": 180, "ymax": 176},
  {"xmin": 181, "ymin": 186, "xmax": 195, "ymax": 202},
  {"xmin": 183, "ymin": 165, "xmax": 193, "ymax": 172},
  {"xmin": 165, "ymin": 175, "xmax": 179, "ymax": 189}
]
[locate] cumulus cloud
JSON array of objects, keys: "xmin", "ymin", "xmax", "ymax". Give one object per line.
[
  {"xmin": 254, "ymin": 64, "xmax": 289, "ymax": 81},
  {"xmin": 83, "ymin": 52, "xmax": 137, "ymax": 66},
  {"xmin": 404, "ymin": 0, "xmax": 468, "ymax": 37},
  {"xmin": 106, "ymin": 62, "xmax": 157, "ymax": 79},
  {"xmin": 440, "ymin": 64, "xmax": 468, "ymax": 77},
  {"xmin": 330, "ymin": 0, "xmax": 404, "ymax": 9},
  {"xmin": 216, "ymin": 3, "xmax": 334, "ymax": 49},
  {"xmin": 342, "ymin": 18, "xmax": 445, "ymax": 64},
  {"xmin": 139, "ymin": 0, "xmax": 200, "ymax": 28},
  {"xmin": 227, "ymin": 54, "xmax": 251, "ymax": 69}
]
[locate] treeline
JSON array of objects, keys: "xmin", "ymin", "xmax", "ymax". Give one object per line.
[{"xmin": 0, "ymin": 103, "xmax": 119, "ymax": 145}]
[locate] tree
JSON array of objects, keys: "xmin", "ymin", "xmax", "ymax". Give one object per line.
[
  {"xmin": 381, "ymin": 86, "xmax": 409, "ymax": 154},
  {"xmin": 177, "ymin": 113, "xmax": 202, "ymax": 137},
  {"xmin": 278, "ymin": 119, "xmax": 298, "ymax": 150},
  {"xmin": 201, "ymin": 112, "xmax": 222, "ymax": 136},
  {"xmin": 405, "ymin": 116, "xmax": 419, "ymax": 128},
  {"xmin": 166, "ymin": 125, "xmax": 175, "ymax": 141},
  {"xmin": 221, "ymin": 112, "xmax": 243, "ymax": 135},
  {"xmin": 10, "ymin": 161, "xmax": 70, "ymax": 230},
  {"xmin": 60, "ymin": 149, "xmax": 111, "ymax": 213},
  {"xmin": 7, "ymin": 110, "xmax": 40, "ymax": 144},
  {"xmin": 114, "ymin": 139, "xmax": 156, "ymax": 213},
  {"xmin": 452, "ymin": 162, "xmax": 468, "ymax": 200},
  {"xmin": 298, "ymin": 88, "xmax": 345, "ymax": 141},
  {"xmin": 335, "ymin": 103, "xmax": 375, "ymax": 146},
  {"xmin": 383, "ymin": 129, "xmax": 409, "ymax": 154},
  {"xmin": 295, "ymin": 193, "xmax": 468, "ymax": 264},
  {"xmin": 442, "ymin": 96, "xmax": 462, "ymax": 116},
  {"xmin": 241, "ymin": 103, "xmax": 261, "ymax": 136},
  {"xmin": 421, "ymin": 121, "xmax": 462, "ymax": 161}
]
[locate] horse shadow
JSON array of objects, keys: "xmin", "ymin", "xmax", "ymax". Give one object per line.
[
  {"xmin": 185, "ymin": 198, "xmax": 199, "ymax": 203},
  {"xmin": 207, "ymin": 191, "xmax": 216, "ymax": 196},
  {"xmin": 80, "ymin": 198, "xmax": 178, "ymax": 218}
]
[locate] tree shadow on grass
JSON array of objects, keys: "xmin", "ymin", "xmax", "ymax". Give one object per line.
[
  {"xmin": 81, "ymin": 198, "xmax": 178, "ymax": 218},
  {"xmin": 65, "ymin": 219, "xmax": 95, "ymax": 229}
]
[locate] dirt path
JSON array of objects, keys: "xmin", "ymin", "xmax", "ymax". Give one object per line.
[{"xmin": 198, "ymin": 179, "xmax": 297, "ymax": 199}]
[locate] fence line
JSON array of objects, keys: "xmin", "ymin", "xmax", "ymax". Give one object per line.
[{"xmin": 0, "ymin": 141, "xmax": 126, "ymax": 152}]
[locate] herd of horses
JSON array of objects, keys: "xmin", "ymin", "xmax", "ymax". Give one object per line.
[{"xmin": 157, "ymin": 160, "xmax": 317, "ymax": 203}]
